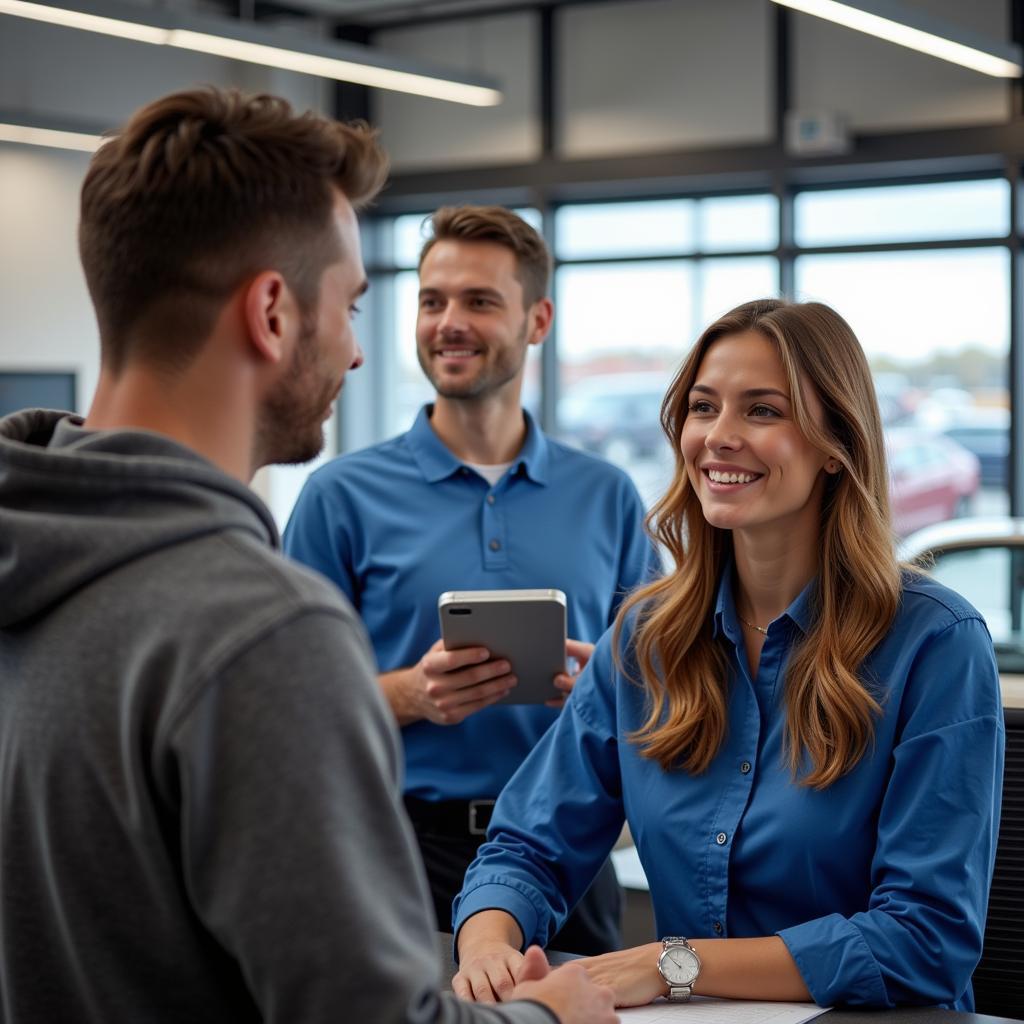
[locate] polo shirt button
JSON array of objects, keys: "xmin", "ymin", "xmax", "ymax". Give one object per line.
[
  {"xmin": 713, "ymin": 920, "xmax": 723, "ymax": 935},
  {"xmin": 715, "ymin": 832, "xmax": 727, "ymax": 845},
  {"xmin": 740, "ymin": 761, "xmax": 751, "ymax": 774},
  {"xmin": 486, "ymin": 494, "xmax": 496, "ymax": 505},
  {"xmin": 489, "ymin": 539, "xmax": 501, "ymax": 551}
]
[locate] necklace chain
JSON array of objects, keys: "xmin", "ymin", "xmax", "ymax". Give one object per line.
[{"xmin": 738, "ymin": 615, "xmax": 769, "ymax": 636}]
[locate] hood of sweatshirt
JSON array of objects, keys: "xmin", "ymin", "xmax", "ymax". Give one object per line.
[{"xmin": 0, "ymin": 409, "xmax": 278, "ymax": 628}]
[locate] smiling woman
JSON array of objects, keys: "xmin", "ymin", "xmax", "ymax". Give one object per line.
[
  {"xmin": 451, "ymin": 298, "xmax": 1005, "ymax": 1014},
  {"xmin": 636, "ymin": 301, "xmax": 884, "ymax": 769},
  {"xmin": 681, "ymin": 333, "xmax": 836, "ymax": 544}
]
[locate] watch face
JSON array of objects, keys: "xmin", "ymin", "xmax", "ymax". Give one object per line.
[{"xmin": 659, "ymin": 945, "xmax": 700, "ymax": 985}]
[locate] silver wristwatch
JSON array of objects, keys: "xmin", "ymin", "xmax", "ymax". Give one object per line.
[{"xmin": 657, "ymin": 936, "xmax": 701, "ymax": 1002}]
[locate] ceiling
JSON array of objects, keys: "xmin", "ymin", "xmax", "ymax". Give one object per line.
[
  {"xmin": 293, "ymin": 0, "xmax": 534, "ymax": 19},
  {"xmin": 240, "ymin": 0, "xmax": 629, "ymax": 30}
]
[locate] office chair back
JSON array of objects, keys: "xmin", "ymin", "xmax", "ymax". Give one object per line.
[{"xmin": 972, "ymin": 705, "xmax": 1024, "ymax": 1019}]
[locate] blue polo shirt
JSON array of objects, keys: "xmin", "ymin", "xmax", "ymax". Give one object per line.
[
  {"xmin": 454, "ymin": 570, "xmax": 1004, "ymax": 1009},
  {"xmin": 283, "ymin": 405, "xmax": 655, "ymax": 800}
]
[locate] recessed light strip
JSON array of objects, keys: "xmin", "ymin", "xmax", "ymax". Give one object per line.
[
  {"xmin": 771, "ymin": 0, "xmax": 1022, "ymax": 78},
  {"xmin": 169, "ymin": 31, "xmax": 500, "ymax": 106},
  {"xmin": 0, "ymin": 0, "xmax": 163, "ymax": 42},
  {"xmin": 0, "ymin": 122, "xmax": 103, "ymax": 152},
  {"xmin": 0, "ymin": 0, "xmax": 503, "ymax": 106}
]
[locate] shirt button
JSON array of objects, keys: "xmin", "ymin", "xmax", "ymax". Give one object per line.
[
  {"xmin": 740, "ymin": 761, "xmax": 751, "ymax": 774},
  {"xmin": 713, "ymin": 921, "xmax": 723, "ymax": 935},
  {"xmin": 486, "ymin": 494, "xmax": 496, "ymax": 505},
  {"xmin": 489, "ymin": 539, "xmax": 501, "ymax": 552},
  {"xmin": 715, "ymin": 832, "xmax": 727, "ymax": 845}
]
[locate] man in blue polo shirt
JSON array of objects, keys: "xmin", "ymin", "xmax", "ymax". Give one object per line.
[{"xmin": 284, "ymin": 205, "xmax": 654, "ymax": 955}]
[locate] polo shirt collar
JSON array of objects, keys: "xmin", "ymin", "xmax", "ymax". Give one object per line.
[{"xmin": 405, "ymin": 404, "xmax": 550, "ymax": 485}]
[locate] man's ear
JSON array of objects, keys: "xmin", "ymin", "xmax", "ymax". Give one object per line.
[
  {"xmin": 243, "ymin": 271, "xmax": 296, "ymax": 365},
  {"xmin": 526, "ymin": 297, "xmax": 554, "ymax": 347}
]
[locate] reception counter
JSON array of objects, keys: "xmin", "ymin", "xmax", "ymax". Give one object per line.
[{"xmin": 437, "ymin": 934, "xmax": 1021, "ymax": 1024}]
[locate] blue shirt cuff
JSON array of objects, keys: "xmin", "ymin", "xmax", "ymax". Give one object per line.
[
  {"xmin": 454, "ymin": 880, "xmax": 542, "ymax": 952},
  {"xmin": 777, "ymin": 913, "xmax": 889, "ymax": 1007}
]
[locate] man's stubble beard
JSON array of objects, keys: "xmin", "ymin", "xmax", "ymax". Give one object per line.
[
  {"xmin": 418, "ymin": 320, "xmax": 529, "ymax": 401},
  {"xmin": 256, "ymin": 312, "xmax": 338, "ymax": 468}
]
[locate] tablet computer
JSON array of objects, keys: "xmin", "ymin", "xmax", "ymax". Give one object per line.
[{"xmin": 438, "ymin": 588, "xmax": 567, "ymax": 706}]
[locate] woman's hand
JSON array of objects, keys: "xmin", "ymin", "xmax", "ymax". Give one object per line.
[
  {"xmin": 580, "ymin": 942, "xmax": 666, "ymax": 1007},
  {"xmin": 452, "ymin": 939, "xmax": 525, "ymax": 1003}
]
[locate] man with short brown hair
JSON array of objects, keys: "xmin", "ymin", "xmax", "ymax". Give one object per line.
[
  {"xmin": 286, "ymin": 204, "xmax": 654, "ymax": 954},
  {"xmin": 420, "ymin": 205, "xmax": 552, "ymax": 308},
  {"xmin": 0, "ymin": 90, "xmax": 616, "ymax": 1024}
]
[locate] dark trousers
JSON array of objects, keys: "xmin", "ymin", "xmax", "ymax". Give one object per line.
[{"xmin": 412, "ymin": 825, "xmax": 623, "ymax": 955}]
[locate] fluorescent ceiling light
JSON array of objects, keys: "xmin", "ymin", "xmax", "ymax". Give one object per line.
[
  {"xmin": 0, "ymin": 0, "xmax": 503, "ymax": 106},
  {"xmin": 771, "ymin": 0, "xmax": 1022, "ymax": 78},
  {"xmin": 0, "ymin": 121, "xmax": 103, "ymax": 152}
]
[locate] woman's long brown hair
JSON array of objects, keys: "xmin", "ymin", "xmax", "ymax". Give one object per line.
[{"xmin": 617, "ymin": 299, "xmax": 902, "ymax": 788}]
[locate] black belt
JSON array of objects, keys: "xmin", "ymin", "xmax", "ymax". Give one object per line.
[{"xmin": 403, "ymin": 795, "xmax": 496, "ymax": 838}]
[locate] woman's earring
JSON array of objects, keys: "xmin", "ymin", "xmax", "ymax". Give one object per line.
[{"xmin": 826, "ymin": 459, "xmax": 842, "ymax": 474}]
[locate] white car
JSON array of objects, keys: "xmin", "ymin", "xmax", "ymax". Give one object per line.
[{"xmin": 899, "ymin": 516, "xmax": 1024, "ymax": 710}]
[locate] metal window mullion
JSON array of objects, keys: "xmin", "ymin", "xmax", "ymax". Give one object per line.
[
  {"xmin": 1010, "ymin": 167, "xmax": 1024, "ymax": 517},
  {"xmin": 541, "ymin": 201, "xmax": 559, "ymax": 436}
]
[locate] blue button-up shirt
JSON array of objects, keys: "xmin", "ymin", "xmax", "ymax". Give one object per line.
[
  {"xmin": 455, "ymin": 570, "xmax": 1004, "ymax": 1009},
  {"xmin": 283, "ymin": 405, "xmax": 654, "ymax": 800}
]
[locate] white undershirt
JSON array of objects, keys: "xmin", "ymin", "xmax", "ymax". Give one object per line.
[{"xmin": 463, "ymin": 461, "xmax": 514, "ymax": 487}]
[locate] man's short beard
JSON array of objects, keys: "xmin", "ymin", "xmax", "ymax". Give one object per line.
[
  {"xmin": 418, "ymin": 322, "xmax": 528, "ymax": 401},
  {"xmin": 255, "ymin": 310, "xmax": 336, "ymax": 468}
]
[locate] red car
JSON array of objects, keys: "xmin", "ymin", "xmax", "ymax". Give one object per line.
[{"xmin": 887, "ymin": 428, "xmax": 980, "ymax": 538}]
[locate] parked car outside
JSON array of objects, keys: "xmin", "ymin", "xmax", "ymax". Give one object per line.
[
  {"xmin": 872, "ymin": 371, "xmax": 914, "ymax": 425},
  {"xmin": 940, "ymin": 406, "xmax": 1010, "ymax": 490},
  {"xmin": 886, "ymin": 427, "xmax": 980, "ymax": 538},
  {"xmin": 558, "ymin": 372, "xmax": 670, "ymax": 464}
]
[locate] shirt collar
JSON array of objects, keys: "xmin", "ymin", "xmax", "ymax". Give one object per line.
[
  {"xmin": 405, "ymin": 404, "xmax": 550, "ymax": 486},
  {"xmin": 713, "ymin": 564, "xmax": 738, "ymax": 642},
  {"xmin": 713, "ymin": 558, "xmax": 818, "ymax": 640}
]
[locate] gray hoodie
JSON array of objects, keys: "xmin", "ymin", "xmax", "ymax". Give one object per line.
[{"xmin": 0, "ymin": 409, "xmax": 553, "ymax": 1024}]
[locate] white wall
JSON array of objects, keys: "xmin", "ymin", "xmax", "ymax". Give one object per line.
[{"xmin": 0, "ymin": 144, "xmax": 96, "ymax": 411}]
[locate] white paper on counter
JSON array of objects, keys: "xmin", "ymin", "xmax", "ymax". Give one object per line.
[{"xmin": 618, "ymin": 997, "xmax": 830, "ymax": 1024}]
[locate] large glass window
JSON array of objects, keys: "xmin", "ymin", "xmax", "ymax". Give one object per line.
[
  {"xmin": 361, "ymin": 178, "xmax": 1012, "ymax": 535},
  {"xmin": 556, "ymin": 200, "xmax": 695, "ymax": 259},
  {"xmin": 699, "ymin": 194, "xmax": 779, "ymax": 252},
  {"xmin": 555, "ymin": 261, "xmax": 690, "ymax": 503},
  {"xmin": 556, "ymin": 194, "xmax": 778, "ymax": 260},
  {"xmin": 796, "ymin": 245, "xmax": 1010, "ymax": 531},
  {"xmin": 553, "ymin": 196, "xmax": 779, "ymax": 504},
  {"xmin": 794, "ymin": 179, "xmax": 1010, "ymax": 247}
]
